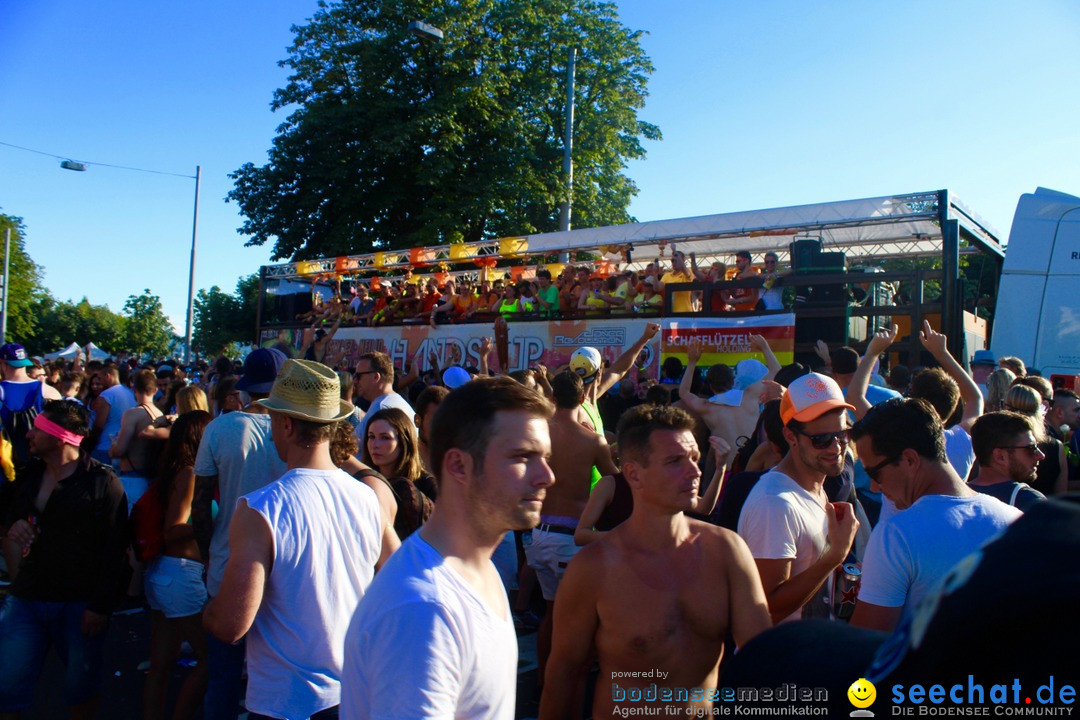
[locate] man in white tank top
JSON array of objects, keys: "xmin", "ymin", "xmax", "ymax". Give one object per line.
[
  {"xmin": 204, "ymin": 360, "xmax": 395, "ymax": 720},
  {"xmin": 341, "ymin": 376, "xmax": 556, "ymax": 720}
]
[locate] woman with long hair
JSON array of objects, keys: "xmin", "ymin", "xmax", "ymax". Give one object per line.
[
  {"xmin": 142, "ymin": 410, "xmax": 212, "ymax": 720},
  {"xmin": 362, "ymin": 407, "xmax": 437, "ymax": 540},
  {"xmin": 1003, "ymin": 384, "xmax": 1068, "ymax": 496}
]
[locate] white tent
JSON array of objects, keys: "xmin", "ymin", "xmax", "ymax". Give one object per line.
[
  {"xmin": 43, "ymin": 342, "xmax": 80, "ymax": 362},
  {"xmin": 84, "ymin": 343, "xmax": 110, "ymax": 361}
]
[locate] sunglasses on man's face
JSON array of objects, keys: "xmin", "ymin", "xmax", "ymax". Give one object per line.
[
  {"xmin": 794, "ymin": 429, "xmax": 849, "ymax": 450},
  {"xmin": 863, "ymin": 454, "xmax": 900, "ymax": 481},
  {"xmin": 1002, "ymin": 444, "xmax": 1041, "ymax": 456}
]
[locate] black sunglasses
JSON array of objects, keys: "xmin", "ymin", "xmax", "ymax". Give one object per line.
[
  {"xmin": 1001, "ymin": 444, "xmax": 1041, "ymax": 455},
  {"xmin": 794, "ymin": 429, "xmax": 849, "ymax": 449},
  {"xmin": 354, "ymin": 370, "xmax": 377, "ymax": 379},
  {"xmin": 863, "ymin": 454, "xmax": 900, "ymax": 481}
]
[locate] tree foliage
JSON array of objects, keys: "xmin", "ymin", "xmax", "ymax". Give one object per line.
[
  {"xmin": 229, "ymin": 0, "xmax": 660, "ymax": 260},
  {"xmin": 0, "ymin": 213, "xmax": 48, "ymax": 343},
  {"xmin": 193, "ymin": 274, "xmax": 260, "ymax": 356},
  {"xmin": 122, "ymin": 291, "xmax": 174, "ymax": 358},
  {"xmin": 29, "ymin": 297, "xmax": 127, "ymax": 356}
]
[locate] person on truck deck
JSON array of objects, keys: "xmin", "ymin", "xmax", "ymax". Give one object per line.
[
  {"xmin": 658, "ymin": 250, "xmax": 695, "ymax": 313},
  {"xmin": 724, "ymin": 250, "xmax": 761, "ymax": 311},
  {"xmin": 579, "ymin": 274, "xmax": 611, "ymax": 316}
]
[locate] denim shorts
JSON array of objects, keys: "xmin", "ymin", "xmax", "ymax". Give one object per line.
[
  {"xmin": 144, "ymin": 556, "xmax": 207, "ymax": 618},
  {"xmin": 0, "ymin": 595, "xmax": 107, "ymax": 711}
]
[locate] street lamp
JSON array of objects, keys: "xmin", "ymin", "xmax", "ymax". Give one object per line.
[{"xmin": 62, "ymin": 161, "xmax": 201, "ymax": 364}]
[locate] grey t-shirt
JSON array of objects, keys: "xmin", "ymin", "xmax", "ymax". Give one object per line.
[
  {"xmin": 355, "ymin": 392, "xmax": 416, "ymax": 442},
  {"xmin": 193, "ymin": 411, "xmax": 286, "ymax": 596}
]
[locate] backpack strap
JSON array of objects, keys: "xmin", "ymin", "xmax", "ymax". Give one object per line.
[{"xmin": 1008, "ymin": 483, "xmax": 1027, "ymax": 507}]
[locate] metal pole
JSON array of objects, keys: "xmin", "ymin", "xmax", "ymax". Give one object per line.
[
  {"xmin": 559, "ymin": 47, "xmax": 576, "ymax": 233},
  {"xmin": 1, "ymin": 227, "xmax": 9, "ymax": 344},
  {"xmin": 184, "ymin": 166, "xmax": 201, "ymax": 365}
]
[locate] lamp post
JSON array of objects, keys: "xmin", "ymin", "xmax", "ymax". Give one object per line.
[
  {"xmin": 185, "ymin": 166, "xmax": 201, "ymax": 365},
  {"xmin": 63, "ymin": 161, "xmax": 201, "ymax": 364}
]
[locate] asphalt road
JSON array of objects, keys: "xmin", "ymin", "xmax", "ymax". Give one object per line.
[{"xmin": 20, "ymin": 602, "xmax": 544, "ymax": 719}]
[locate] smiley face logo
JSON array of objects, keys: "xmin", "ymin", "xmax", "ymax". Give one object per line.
[{"xmin": 848, "ymin": 678, "xmax": 876, "ymax": 709}]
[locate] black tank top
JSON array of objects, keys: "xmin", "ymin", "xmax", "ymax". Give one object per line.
[{"xmin": 595, "ymin": 473, "xmax": 634, "ymax": 531}]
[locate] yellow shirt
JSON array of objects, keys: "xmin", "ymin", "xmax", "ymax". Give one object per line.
[{"xmin": 661, "ymin": 271, "xmax": 694, "ymax": 312}]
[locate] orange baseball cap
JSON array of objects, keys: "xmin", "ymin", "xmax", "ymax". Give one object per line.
[{"xmin": 779, "ymin": 373, "xmax": 855, "ymax": 425}]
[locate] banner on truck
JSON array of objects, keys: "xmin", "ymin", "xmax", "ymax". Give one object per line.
[
  {"xmin": 261, "ymin": 313, "xmax": 795, "ymax": 379},
  {"xmin": 664, "ymin": 314, "xmax": 795, "ymax": 368}
]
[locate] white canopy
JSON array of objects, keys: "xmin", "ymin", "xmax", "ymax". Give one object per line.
[
  {"xmin": 43, "ymin": 342, "xmax": 81, "ymax": 362},
  {"xmin": 84, "ymin": 342, "xmax": 110, "ymax": 361}
]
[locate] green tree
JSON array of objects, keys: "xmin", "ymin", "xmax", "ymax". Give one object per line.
[
  {"xmin": 123, "ymin": 291, "xmax": 174, "ymax": 358},
  {"xmin": 193, "ymin": 274, "xmax": 260, "ymax": 356},
  {"xmin": 0, "ymin": 213, "xmax": 48, "ymax": 344},
  {"xmin": 29, "ymin": 297, "xmax": 127, "ymax": 356},
  {"xmin": 229, "ymin": 0, "xmax": 659, "ymax": 260}
]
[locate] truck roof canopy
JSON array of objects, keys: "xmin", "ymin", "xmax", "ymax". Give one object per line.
[{"xmin": 261, "ymin": 189, "xmax": 1004, "ymax": 281}]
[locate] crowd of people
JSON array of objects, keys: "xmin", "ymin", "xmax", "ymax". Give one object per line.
[
  {"xmin": 288, "ymin": 247, "xmax": 788, "ymax": 332},
  {"xmin": 0, "ymin": 311, "xmax": 1076, "ymax": 718}
]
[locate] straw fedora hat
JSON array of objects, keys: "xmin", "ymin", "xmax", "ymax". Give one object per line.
[{"xmin": 255, "ymin": 359, "xmax": 354, "ymax": 423}]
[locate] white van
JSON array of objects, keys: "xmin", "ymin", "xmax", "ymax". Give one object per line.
[{"xmin": 992, "ymin": 187, "xmax": 1080, "ymax": 383}]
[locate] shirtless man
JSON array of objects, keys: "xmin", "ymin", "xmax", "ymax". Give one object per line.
[
  {"xmin": 540, "ymin": 405, "xmax": 771, "ymax": 719},
  {"xmin": 678, "ymin": 335, "xmax": 780, "ymax": 454},
  {"xmin": 527, "ymin": 370, "xmax": 619, "ymax": 685}
]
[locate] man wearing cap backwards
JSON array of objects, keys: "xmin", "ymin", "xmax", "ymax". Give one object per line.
[
  {"xmin": 192, "ymin": 347, "xmax": 288, "ymax": 720},
  {"xmin": 205, "ymin": 360, "xmax": 391, "ymax": 720},
  {"xmin": 737, "ymin": 372, "xmax": 860, "ymax": 623},
  {"xmin": 677, "ymin": 335, "xmax": 780, "ymax": 459},
  {"xmin": 0, "ymin": 342, "xmax": 62, "ymax": 477},
  {"xmin": 575, "ymin": 321, "xmax": 661, "ymax": 437},
  {"xmin": 341, "ymin": 376, "xmax": 555, "ymax": 720},
  {"xmin": 849, "ymin": 399, "xmax": 1020, "ymax": 633},
  {"xmin": 541, "ymin": 403, "xmax": 770, "ymax": 720},
  {"xmin": 0, "ymin": 400, "xmax": 129, "ymax": 718}
]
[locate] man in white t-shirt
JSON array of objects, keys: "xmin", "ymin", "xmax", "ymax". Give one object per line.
[
  {"xmin": 738, "ymin": 372, "xmax": 860, "ymax": 623},
  {"xmin": 354, "ymin": 351, "xmax": 414, "ymax": 442},
  {"xmin": 341, "ymin": 376, "xmax": 556, "ymax": 720},
  {"xmin": 205, "ymin": 360, "xmax": 392, "ymax": 720},
  {"xmin": 850, "ymin": 398, "xmax": 1020, "ymax": 633}
]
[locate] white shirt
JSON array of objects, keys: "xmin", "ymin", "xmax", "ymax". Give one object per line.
[
  {"xmin": 244, "ymin": 468, "xmax": 383, "ymax": 720},
  {"xmin": 859, "ymin": 494, "xmax": 1021, "ymax": 617},
  {"xmin": 356, "ymin": 392, "xmax": 416, "ymax": 441},
  {"xmin": 738, "ymin": 470, "xmax": 831, "ymax": 622},
  {"xmin": 341, "ymin": 534, "xmax": 517, "ymax": 720}
]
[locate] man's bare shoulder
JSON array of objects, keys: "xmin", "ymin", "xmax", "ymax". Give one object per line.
[{"xmin": 686, "ymin": 518, "xmax": 747, "ymax": 557}]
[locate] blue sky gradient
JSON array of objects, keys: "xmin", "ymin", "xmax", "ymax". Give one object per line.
[{"xmin": 2, "ymin": 1, "xmax": 1078, "ymax": 336}]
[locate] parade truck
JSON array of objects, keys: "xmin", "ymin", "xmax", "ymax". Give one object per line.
[
  {"xmin": 991, "ymin": 187, "xmax": 1080, "ymax": 389},
  {"xmin": 253, "ymin": 190, "xmax": 1005, "ymax": 379}
]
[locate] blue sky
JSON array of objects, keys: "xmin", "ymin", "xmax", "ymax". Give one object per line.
[{"xmin": 2, "ymin": 0, "xmax": 1078, "ymax": 339}]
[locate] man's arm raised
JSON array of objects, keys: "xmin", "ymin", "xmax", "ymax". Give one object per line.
[
  {"xmin": 596, "ymin": 322, "xmax": 661, "ymax": 396},
  {"xmin": 919, "ymin": 320, "xmax": 983, "ymax": 433},
  {"xmin": 848, "ymin": 324, "xmax": 898, "ymax": 421},
  {"xmin": 677, "ymin": 340, "xmax": 712, "ymax": 416},
  {"xmin": 539, "ymin": 550, "xmax": 601, "ymax": 720}
]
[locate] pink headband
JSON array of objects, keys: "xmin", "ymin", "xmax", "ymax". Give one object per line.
[{"xmin": 33, "ymin": 414, "xmax": 85, "ymax": 447}]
